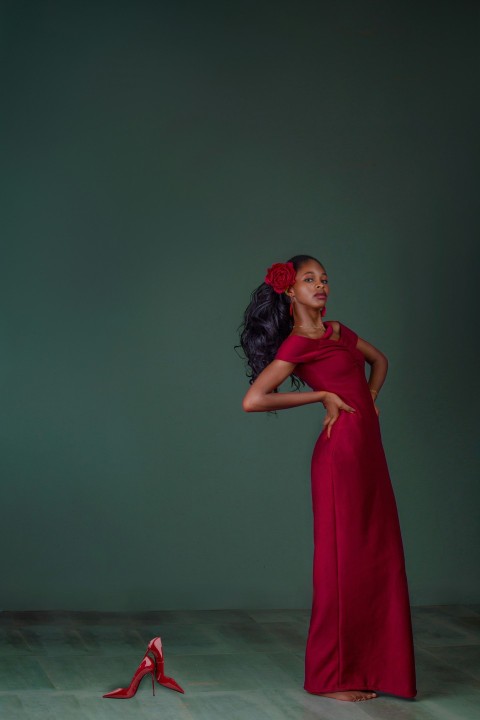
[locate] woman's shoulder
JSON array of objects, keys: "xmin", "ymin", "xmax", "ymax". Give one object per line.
[
  {"xmin": 332, "ymin": 319, "xmax": 355, "ymax": 333},
  {"xmin": 276, "ymin": 332, "xmax": 303, "ymax": 350},
  {"xmin": 274, "ymin": 332, "xmax": 312, "ymax": 363},
  {"xmin": 335, "ymin": 320, "xmax": 359, "ymax": 347}
]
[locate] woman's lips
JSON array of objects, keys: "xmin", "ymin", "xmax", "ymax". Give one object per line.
[{"xmin": 314, "ymin": 294, "xmax": 326, "ymax": 299}]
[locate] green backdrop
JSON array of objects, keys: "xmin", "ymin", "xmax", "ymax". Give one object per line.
[{"xmin": 1, "ymin": 0, "xmax": 478, "ymax": 610}]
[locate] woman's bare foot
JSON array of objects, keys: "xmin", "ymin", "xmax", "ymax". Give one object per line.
[{"xmin": 318, "ymin": 690, "xmax": 377, "ymax": 702}]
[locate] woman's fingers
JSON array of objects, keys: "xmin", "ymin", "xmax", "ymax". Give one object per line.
[
  {"xmin": 327, "ymin": 416, "xmax": 338, "ymax": 439},
  {"xmin": 324, "ymin": 414, "xmax": 337, "ymax": 439},
  {"xmin": 324, "ymin": 405, "xmax": 356, "ymax": 438}
]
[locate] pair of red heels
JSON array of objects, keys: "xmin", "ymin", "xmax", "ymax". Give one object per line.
[{"xmin": 103, "ymin": 636, "xmax": 184, "ymax": 699}]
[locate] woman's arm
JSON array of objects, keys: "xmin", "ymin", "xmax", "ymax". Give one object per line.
[
  {"xmin": 355, "ymin": 336, "xmax": 388, "ymax": 401},
  {"xmin": 242, "ymin": 359, "xmax": 326, "ymax": 412},
  {"xmin": 242, "ymin": 357, "xmax": 357, "ymax": 437}
]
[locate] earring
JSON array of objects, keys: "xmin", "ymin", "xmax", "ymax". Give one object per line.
[{"xmin": 289, "ymin": 297, "xmax": 294, "ymax": 316}]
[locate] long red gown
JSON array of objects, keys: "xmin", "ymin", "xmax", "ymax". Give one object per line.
[{"xmin": 275, "ymin": 320, "xmax": 417, "ymax": 698}]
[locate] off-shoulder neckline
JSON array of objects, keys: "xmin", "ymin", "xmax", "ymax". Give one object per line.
[{"xmin": 287, "ymin": 320, "xmax": 340, "ymax": 343}]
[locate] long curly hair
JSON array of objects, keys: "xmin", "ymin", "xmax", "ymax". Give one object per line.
[{"xmin": 237, "ymin": 254, "xmax": 325, "ymax": 390}]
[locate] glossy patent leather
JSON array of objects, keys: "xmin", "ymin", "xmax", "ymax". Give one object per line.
[
  {"xmin": 144, "ymin": 636, "xmax": 185, "ymax": 693},
  {"xmin": 103, "ymin": 655, "xmax": 155, "ymax": 699}
]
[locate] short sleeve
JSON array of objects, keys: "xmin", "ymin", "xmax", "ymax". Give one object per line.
[
  {"xmin": 274, "ymin": 337, "xmax": 304, "ymax": 364},
  {"xmin": 339, "ymin": 322, "xmax": 359, "ymax": 349}
]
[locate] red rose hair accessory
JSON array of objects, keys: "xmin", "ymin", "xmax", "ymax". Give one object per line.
[{"xmin": 264, "ymin": 261, "xmax": 297, "ymax": 294}]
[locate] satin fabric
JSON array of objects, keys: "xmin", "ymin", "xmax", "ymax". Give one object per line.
[{"xmin": 275, "ymin": 321, "xmax": 417, "ymax": 698}]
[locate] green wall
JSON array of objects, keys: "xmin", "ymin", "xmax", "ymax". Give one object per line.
[{"xmin": 1, "ymin": 0, "xmax": 478, "ymax": 610}]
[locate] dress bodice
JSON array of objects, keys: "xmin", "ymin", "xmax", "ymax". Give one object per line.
[{"xmin": 275, "ymin": 321, "xmax": 370, "ymax": 409}]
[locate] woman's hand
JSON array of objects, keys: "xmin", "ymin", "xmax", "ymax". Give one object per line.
[{"xmin": 321, "ymin": 392, "xmax": 356, "ymax": 439}]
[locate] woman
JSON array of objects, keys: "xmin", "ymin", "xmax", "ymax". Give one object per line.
[{"xmin": 239, "ymin": 255, "xmax": 417, "ymax": 703}]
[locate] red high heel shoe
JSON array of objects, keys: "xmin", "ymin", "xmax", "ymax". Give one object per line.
[
  {"xmin": 103, "ymin": 654, "xmax": 155, "ymax": 699},
  {"xmin": 144, "ymin": 636, "xmax": 185, "ymax": 693}
]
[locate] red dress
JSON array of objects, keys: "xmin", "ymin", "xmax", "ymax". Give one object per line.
[{"xmin": 275, "ymin": 321, "xmax": 417, "ymax": 698}]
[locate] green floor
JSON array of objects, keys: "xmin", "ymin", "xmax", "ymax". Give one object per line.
[{"xmin": 0, "ymin": 605, "xmax": 479, "ymax": 719}]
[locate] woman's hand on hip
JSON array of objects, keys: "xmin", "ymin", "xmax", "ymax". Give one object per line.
[{"xmin": 321, "ymin": 392, "xmax": 356, "ymax": 439}]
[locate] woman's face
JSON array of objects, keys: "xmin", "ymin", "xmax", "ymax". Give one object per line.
[{"xmin": 289, "ymin": 260, "xmax": 329, "ymax": 311}]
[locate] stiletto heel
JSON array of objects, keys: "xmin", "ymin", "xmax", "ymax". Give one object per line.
[
  {"xmin": 103, "ymin": 655, "xmax": 155, "ymax": 699},
  {"xmin": 144, "ymin": 636, "xmax": 185, "ymax": 693}
]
